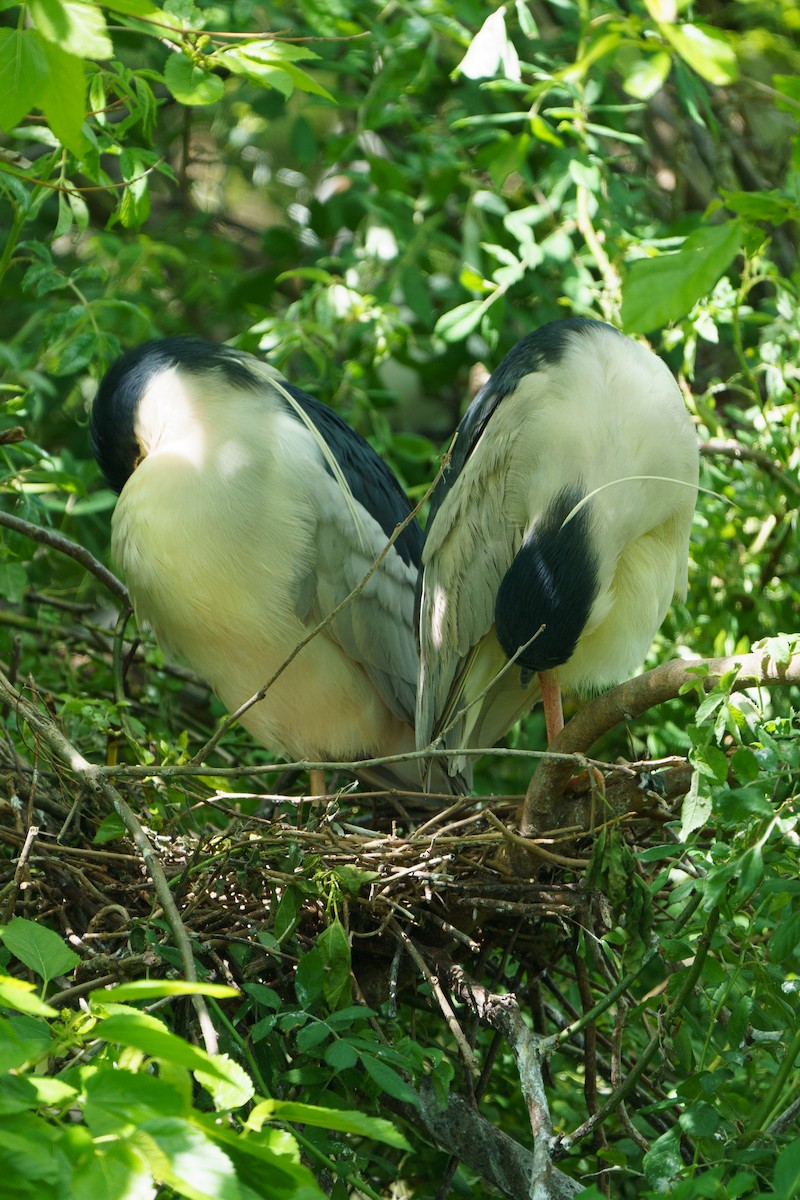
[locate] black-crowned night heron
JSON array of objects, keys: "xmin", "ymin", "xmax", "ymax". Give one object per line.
[
  {"xmin": 416, "ymin": 317, "xmax": 699, "ymax": 778},
  {"xmin": 91, "ymin": 336, "xmax": 433, "ymax": 793}
]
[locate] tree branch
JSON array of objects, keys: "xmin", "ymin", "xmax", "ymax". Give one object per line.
[
  {"xmin": 0, "ymin": 510, "xmax": 129, "ymax": 605},
  {"xmin": 400, "ymin": 1081, "xmax": 583, "ymax": 1200},
  {"xmin": 522, "ymin": 651, "xmax": 800, "ymax": 836}
]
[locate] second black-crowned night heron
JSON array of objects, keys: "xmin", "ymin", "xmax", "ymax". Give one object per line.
[
  {"xmin": 91, "ymin": 335, "xmax": 434, "ymax": 793},
  {"xmin": 416, "ymin": 318, "xmax": 699, "ymax": 778}
]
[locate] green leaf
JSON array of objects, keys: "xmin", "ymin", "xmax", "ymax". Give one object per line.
[
  {"xmin": 769, "ymin": 910, "xmax": 800, "ymax": 965},
  {"xmin": 662, "ymin": 22, "xmax": 738, "ymax": 85},
  {"xmin": 0, "ymin": 1075, "xmax": 77, "ymax": 1116},
  {"xmin": 83, "ymin": 1068, "xmax": 189, "ymax": 1135},
  {"xmin": 138, "ymin": 1117, "xmax": 238, "ymax": 1200},
  {"xmin": 720, "ymin": 188, "xmax": 800, "ymax": 225},
  {"xmin": 360, "ymin": 1053, "xmax": 418, "ymax": 1104},
  {"xmin": 324, "ymin": 1039, "xmax": 358, "ymax": 1070},
  {"xmin": 774, "ymin": 1138, "xmax": 800, "ymax": 1198},
  {"xmin": 727, "ymin": 993, "xmax": 753, "ymax": 1051},
  {"xmin": 679, "ymin": 769, "xmax": 712, "ymax": 839},
  {"xmin": 678, "ymin": 1100, "xmax": 720, "ymax": 1138},
  {"xmin": 30, "ymin": 0, "xmax": 113, "ymax": 60},
  {"xmin": 274, "ymin": 884, "xmax": 303, "ymax": 943},
  {"xmin": 621, "ymin": 220, "xmax": 743, "ymax": 333},
  {"xmin": 622, "ymin": 51, "xmax": 671, "ymax": 100},
  {"xmin": 38, "ymin": 40, "xmax": 87, "ymax": 157},
  {"xmin": 529, "ymin": 113, "xmax": 563, "ymax": 146},
  {"xmin": 643, "ymin": 1127, "xmax": 683, "ymax": 1190},
  {"xmin": 317, "ymin": 919, "xmax": 352, "ymax": 1011},
  {"xmin": 294, "ymin": 948, "xmax": 324, "ymax": 1008},
  {"xmin": 93, "ymin": 812, "xmax": 127, "ymax": 843},
  {"xmin": 0, "ymin": 976, "xmax": 58, "ymax": 1018},
  {"xmin": 95, "ymin": 1012, "xmax": 235, "ymax": 1081},
  {"xmin": 98, "ymin": 980, "xmax": 239, "ymax": 1003},
  {"xmin": 1, "ymin": 917, "xmax": 80, "ymax": 984},
  {"xmin": 219, "ymin": 41, "xmax": 333, "ymax": 100},
  {"xmin": 195, "ymin": 1054, "xmax": 255, "ymax": 1112},
  {"xmin": 689, "ymin": 743, "xmax": 728, "ymax": 783},
  {"xmin": 0, "ymin": 29, "xmax": 49, "ymax": 131},
  {"xmin": 250, "ymin": 1099, "xmax": 411, "ymax": 1149},
  {"xmin": 434, "ymin": 300, "xmax": 486, "ymax": 342},
  {"xmin": 734, "ymin": 846, "xmax": 763, "ymax": 905},
  {"xmin": 101, "ymin": 0, "xmax": 162, "ymax": 15},
  {"xmin": 71, "ymin": 1140, "xmax": 154, "ymax": 1200},
  {"xmin": 163, "ymin": 52, "xmax": 224, "ymax": 105}
]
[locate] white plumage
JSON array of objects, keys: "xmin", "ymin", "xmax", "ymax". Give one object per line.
[
  {"xmin": 416, "ymin": 318, "xmax": 699, "ymax": 776},
  {"xmin": 92, "ymin": 337, "xmax": 429, "ymax": 791}
]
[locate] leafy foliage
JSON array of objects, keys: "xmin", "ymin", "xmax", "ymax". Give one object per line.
[{"xmin": 1, "ymin": 0, "xmax": 799, "ymax": 1197}]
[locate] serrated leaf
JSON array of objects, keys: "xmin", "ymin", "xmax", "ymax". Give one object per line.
[
  {"xmin": 0, "ymin": 29, "xmax": 49, "ymax": 131},
  {"xmin": 662, "ymin": 22, "xmax": 738, "ymax": 85},
  {"xmin": 163, "ymin": 52, "xmax": 224, "ymax": 105},
  {"xmin": 1, "ymin": 917, "xmax": 80, "ymax": 984},
  {"xmin": 95, "ymin": 1012, "xmax": 234, "ymax": 1081},
  {"xmin": 689, "ymin": 743, "xmax": 728, "ymax": 783},
  {"xmin": 30, "ymin": 0, "xmax": 113, "ymax": 60},
  {"xmin": 621, "ymin": 220, "xmax": 743, "ymax": 333},
  {"xmin": 196, "ymin": 1053, "xmax": 255, "ymax": 1112}
]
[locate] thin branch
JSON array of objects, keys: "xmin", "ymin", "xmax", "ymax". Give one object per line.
[
  {"xmin": 442, "ymin": 961, "xmax": 565, "ymax": 1200},
  {"xmin": 484, "ymin": 809, "xmax": 589, "ymax": 870},
  {"xmin": 700, "ymin": 437, "xmax": 800, "ymax": 497},
  {"xmin": 522, "ymin": 651, "xmax": 800, "ymax": 835},
  {"xmin": 0, "ymin": 510, "xmax": 128, "ymax": 605},
  {"xmin": 388, "ymin": 919, "xmax": 479, "ymax": 1077}
]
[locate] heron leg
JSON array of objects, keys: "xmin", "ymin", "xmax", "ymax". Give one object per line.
[
  {"xmin": 309, "ymin": 768, "xmax": 327, "ymax": 798},
  {"xmin": 538, "ymin": 668, "xmax": 564, "ymax": 745}
]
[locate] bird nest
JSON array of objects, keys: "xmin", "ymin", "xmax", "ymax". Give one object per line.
[{"xmin": 0, "ymin": 682, "xmax": 686, "ymax": 1013}]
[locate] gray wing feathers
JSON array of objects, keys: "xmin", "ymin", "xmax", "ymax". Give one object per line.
[
  {"xmin": 417, "ymin": 452, "xmax": 519, "ymax": 753},
  {"xmin": 297, "ymin": 471, "xmax": 419, "ymax": 726}
]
